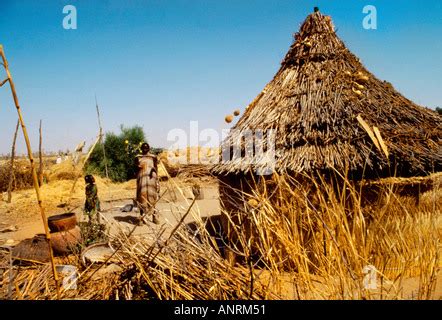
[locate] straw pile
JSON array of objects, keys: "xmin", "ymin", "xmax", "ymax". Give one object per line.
[
  {"xmin": 213, "ymin": 10, "xmax": 442, "ymax": 178},
  {"xmin": 108, "ymin": 229, "xmax": 276, "ymax": 299},
  {"xmin": 0, "ymin": 256, "xmax": 120, "ymax": 300},
  {"xmin": 159, "ymin": 147, "xmax": 218, "ymax": 178},
  {"xmin": 176, "ymin": 165, "xmax": 211, "ymax": 179},
  {"xmin": 46, "ymin": 160, "xmax": 81, "ymax": 181}
]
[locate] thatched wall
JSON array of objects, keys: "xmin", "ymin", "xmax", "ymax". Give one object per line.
[
  {"xmin": 218, "ymin": 172, "xmax": 316, "ymax": 264},
  {"xmin": 218, "ymin": 173, "xmax": 259, "ymax": 263},
  {"xmin": 217, "ymin": 170, "xmax": 441, "ymax": 266}
]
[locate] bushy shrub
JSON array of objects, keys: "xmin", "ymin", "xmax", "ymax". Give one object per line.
[{"xmin": 86, "ymin": 125, "xmax": 146, "ymax": 182}]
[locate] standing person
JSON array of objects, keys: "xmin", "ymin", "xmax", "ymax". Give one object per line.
[
  {"xmin": 84, "ymin": 174, "xmax": 101, "ymax": 224},
  {"xmin": 136, "ymin": 143, "xmax": 160, "ymax": 224}
]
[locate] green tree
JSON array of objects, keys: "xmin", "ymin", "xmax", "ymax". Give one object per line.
[
  {"xmin": 436, "ymin": 107, "xmax": 442, "ymax": 115},
  {"xmin": 86, "ymin": 125, "xmax": 146, "ymax": 182}
]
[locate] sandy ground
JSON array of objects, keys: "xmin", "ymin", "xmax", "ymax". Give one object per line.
[{"xmin": 0, "ymin": 176, "xmax": 219, "ymax": 243}]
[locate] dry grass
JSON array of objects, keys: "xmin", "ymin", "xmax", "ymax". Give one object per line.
[
  {"xmin": 0, "ymin": 251, "xmax": 120, "ymax": 300},
  {"xmin": 102, "ymin": 173, "xmax": 441, "ymax": 300},
  {"xmin": 1, "ymin": 172, "xmax": 440, "ymax": 300},
  {"xmin": 217, "ymin": 173, "xmax": 441, "ymax": 299}
]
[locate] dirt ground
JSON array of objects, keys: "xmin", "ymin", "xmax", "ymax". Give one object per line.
[{"xmin": 0, "ymin": 175, "xmax": 219, "ymax": 242}]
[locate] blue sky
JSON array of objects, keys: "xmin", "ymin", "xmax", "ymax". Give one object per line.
[{"xmin": 0, "ymin": 0, "xmax": 441, "ymax": 154}]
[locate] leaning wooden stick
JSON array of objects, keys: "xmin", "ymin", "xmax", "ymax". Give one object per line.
[
  {"xmin": 38, "ymin": 119, "xmax": 44, "ymax": 186},
  {"xmin": 7, "ymin": 119, "xmax": 19, "ymax": 203},
  {"xmin": 95, "ymin": 95, "xmax": 109, "ymax": 179},
  {"xmin": 0, "ymin": 44, "xmax": 60, "ymax": 298}
]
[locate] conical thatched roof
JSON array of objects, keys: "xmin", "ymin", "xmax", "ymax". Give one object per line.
[{"xmin": 213, "ymin": 11, "xmax": 442, "ymax": 178}]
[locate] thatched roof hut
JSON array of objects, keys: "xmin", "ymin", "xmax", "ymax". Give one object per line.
[
  {"xmin": 212, "ymin": 10, "xmax": 442, "ymax": 263},
  {"xmin": 213, "ymin": 10, "xmax": 442, "ymax": 179}
]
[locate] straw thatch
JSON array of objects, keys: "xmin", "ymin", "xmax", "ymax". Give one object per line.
[
  {"xmin": 212, "ymin": 10, "xmax": 442, "ymax": 179},
  {"xmin": 0, "ymin": 160, "xmax": 34, "ymax": 192}
]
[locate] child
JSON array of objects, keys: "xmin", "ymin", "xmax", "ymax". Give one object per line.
[{"xmin": 84, "ymin": 174, "xmax": 101, "ymax": 224}]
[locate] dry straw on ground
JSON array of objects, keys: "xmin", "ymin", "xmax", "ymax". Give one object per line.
[{"xmin": 1, "ymin": 172, "xmax": 440, "ymax": 300}]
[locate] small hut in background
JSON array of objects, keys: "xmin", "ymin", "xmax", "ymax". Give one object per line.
[{"xmin": 212, "ymin": 10, "xmax": 442, "ymax": 259}]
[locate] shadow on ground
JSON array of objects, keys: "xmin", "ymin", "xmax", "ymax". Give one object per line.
[
  {"xmin": 113, "ymin": 216, "xmax": 140, "ymax": 225},
  {"xmin": 185, "ymin": 214, "xmax": 227, "ymax": 255}
]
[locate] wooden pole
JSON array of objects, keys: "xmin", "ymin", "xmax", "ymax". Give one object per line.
[
  {"xmin": 95, "ymin": 95, "xmax": 109, "ymax": 179},
  {"xmin": 38, "ymin": 119, "xmax": 43, "ymax": 186},
  {"xmin": 7, "ymin": 119, "xmax": 19, "ymax": 203},
  {"xmin": 0, "ymin": 45, "xmax": 60, "ymax": 298}
]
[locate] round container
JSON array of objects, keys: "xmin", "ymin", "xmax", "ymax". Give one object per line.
[
  {"xmin": 50, "ymin": 226, "xmax": 82, "ymax": 255},
  {"xmin": 81, "ymin": 242, "xmax": 116, "ymax": 266},
  {"xmin": 48, "ymin": 212, "xmax": 77, "ymax": 232}
]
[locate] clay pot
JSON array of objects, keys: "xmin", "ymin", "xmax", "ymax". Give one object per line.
[
  {"xmin": 50, "ymin": 226, "xmax": 82, "ymax": 255},
  {"xmin": 48, "ymin": 212, "xmax": 77, "ymax": 232}
]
